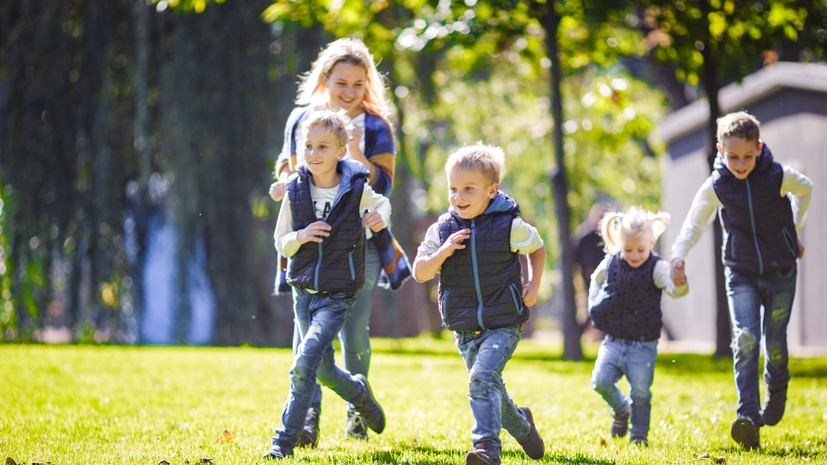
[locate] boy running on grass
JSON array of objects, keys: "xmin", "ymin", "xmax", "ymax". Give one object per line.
[
  {"xmin": 670, "ymin": 111, "xmax": 813, "ymax": 450},
  {"xmin": 413, "ymin": 143, "xmax": 545, "ymax": 465},
  {"xmin": 263, "ymin": 109, "xmax": 389, "ymax": 459}
]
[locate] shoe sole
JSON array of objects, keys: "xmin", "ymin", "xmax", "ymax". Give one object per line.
[
  {"xmin": 466, "ymin": 451, "xmax": 499, "ymax": 465},
  {"xmin": 731, "ymin": 418, "xmax": 759, "ymax": 450}
]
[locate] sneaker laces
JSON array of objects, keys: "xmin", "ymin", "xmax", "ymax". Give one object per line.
[{"xmin": 612, "ymin": 410, "xmax": 629, "ymax": 428}]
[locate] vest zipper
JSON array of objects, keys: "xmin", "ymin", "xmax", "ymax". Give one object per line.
[
  {"xmin": 745, "ymin": 178, "xmax": 764, "ymax": 275},
  {"xmin": 470, "ymin": 220, "xmax": 486, "ymax": 330},
  {"xmin": 314, "ymin": 242, "xmax": 322, "ymax": 291}
]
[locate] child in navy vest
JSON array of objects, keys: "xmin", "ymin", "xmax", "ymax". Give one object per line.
[
  {"xmin": 670, "ymin": 111, "xmax": 813, "ymax": 450},
  {"xmin": 262, "ymin": 109, "xmax": 391, "ymax": 460},
  {"xmin": 413, "ymin": 144, "xmax": 546, "ymax": 465},
  {"xmin": 589, "ymin": 207, "xmax": 688, "ymax": 446},
  {"xmin": 268, "ymin": 38, "xmax": 408, "ymax": 443}
]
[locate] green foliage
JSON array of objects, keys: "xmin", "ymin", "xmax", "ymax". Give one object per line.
[
  {"xmin": 0, "ymin": 182, "xmax": 13, "ymax": 337},
  {"xmin": 1, "ymin": 342, "xmax": 826, "ymax": 464}
]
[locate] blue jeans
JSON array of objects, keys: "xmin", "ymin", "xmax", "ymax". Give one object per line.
[
  {"xmin": 294, "ymin": 244, "xmax": 382, "ymax": 411},
  {"xmin": 591, "ymin": 336, "xmax": 658, "ymax": 440},
  {"xmin": 455, "ymin": 325, "xmax": 531, "ymax": 454},
  {"xmin": 273, "ymin": 289, "xmax": 365, "ymax": 449},
  {"xmin": 726, "ymin": 265, "xmax": 796, "ymax": 423}
]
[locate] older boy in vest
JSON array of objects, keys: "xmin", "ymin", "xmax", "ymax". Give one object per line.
[
  {"xmin": 263, "ymin": 109, "xmax": 390, "ymax": 459},
  {"xmin": 413, "ymin": 144, "xmax": 546, "ymax": 465},
  {"xmin": 670, "ymin": 111, "xmax": 813, "ymax": 450}
]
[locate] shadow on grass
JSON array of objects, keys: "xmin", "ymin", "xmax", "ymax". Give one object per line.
[
  {"xmin": 351, "ymin": 443, "xmax": 617, "ymax": 465},
  {"xmin": 373, "ymin": 337, "xmax": 827, "ymax": 378},
  {"xmin": 656, "ymin": 353, "xmax": 827, "ymax": 378}
]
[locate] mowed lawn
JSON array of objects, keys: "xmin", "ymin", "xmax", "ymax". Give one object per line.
[{"xmin": 1, "ymin": 338, "xmax": 826, "ymax": 465}]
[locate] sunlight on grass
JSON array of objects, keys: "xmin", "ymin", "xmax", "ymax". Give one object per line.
[{"xmin": 1, "ymin": 340, "xmax": 825, "ymax": 464}]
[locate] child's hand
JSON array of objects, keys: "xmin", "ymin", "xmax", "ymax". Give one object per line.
[
  {"xmin": 297, "ymin": 221, "xmax": 331, "ymax": 244},
  {"xmin": 269, "ymin": 181, "xmax": 286, "ymax": 202},
  {"xmin": 438, "ymin": 229, "xmax": 470, "ymax": 258},
  {"xmin": 797, "ymin": 239, "xmax": 805, "ymax": 259},
  {"xmin": 670, "ymin": 258, "xmax": 687, "ymax": 286},
  {"xmin": 348, "ymin": 126, "xmax": 364, "ymax": 153},
  {"xmin": 521, "ymin": 282, "xmax": 538, "ymax": 307},
  {"xmin": 363, "ymin": 211, "xmax": 384, "ymax": 232}
]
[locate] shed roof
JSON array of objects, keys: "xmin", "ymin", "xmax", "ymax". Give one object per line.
[{"xmin": 658, "ymin": 62, "xmax": 827, "ymax": 143}]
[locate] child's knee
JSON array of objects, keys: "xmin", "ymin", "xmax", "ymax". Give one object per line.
[
  {"xmin": 591, "ymin": 373, "xmax": 613, "ymax": 395},
  {"xmin": 468, "ymin": 368, "xmax": 497, "ymax": 396},
  {"xmin": 731, "ymin": 327, "xmax": 758, "ymax": 356}
]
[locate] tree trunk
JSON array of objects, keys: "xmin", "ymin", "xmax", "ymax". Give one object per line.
[
  {"xmin": 541, "ymin": 3, "xmax": 582, "ymax": 360},
  {"xmin": 701, "ymin": 13, "xmax": 733, "ymax": 359}
]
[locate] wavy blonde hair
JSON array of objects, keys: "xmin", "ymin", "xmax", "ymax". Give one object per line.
[
  {"xmin": 599, "ymin": 207, "xmax": 670, "ymax": 253},
  {"xmin": 296, "ymin": 38, "xmax": 391, "ymax": 119}
]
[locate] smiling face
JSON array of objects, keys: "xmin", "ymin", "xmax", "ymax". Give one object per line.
[
  {"xmin": 447, "ymin": 167, "xmax": 498, "ymax": 220},
  {"xmin": 719, "ymin": 135, "xmax": 763, "ymax": 180},
  {"xmin": 324, "ymin": 61, "xmax": 367, "ymax": 118},
  {"xmin": 304, "ymin": 125, "xmax": 346, "ymax": 188},
  {"xmin": 620, "ymin": 231, "xmax": 655, "ymax": 269}
]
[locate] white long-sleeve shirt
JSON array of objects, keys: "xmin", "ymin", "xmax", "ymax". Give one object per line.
[
  {"xmin": 588, "ymin": 254, "xmax": 688, "ymax": 310},
  {"xmin": 273, "ymin": 181, "xmax": 391, "ymax": 257},
  {"xmin": 671, "ymin": 165, "xmax": 813, "ymax": 261}
]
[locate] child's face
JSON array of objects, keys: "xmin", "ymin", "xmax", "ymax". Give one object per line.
[
  {"xmin": 447, "ymin": 167, "xmax": 498, "ymax": 220},
  {"xmin": 621, "ymin": 232, "xmax": 654, "ymax": 269},
  {"xmin": 304, "ymin": 125, "xmax": 346, "ymax": 183},
  {"xmin": 718, "ymin": 136, "xmax": 762, "ymax": 180},
  {"xmin": 324, "ymin": 61, "xmax": 367, "ymax": 118}
]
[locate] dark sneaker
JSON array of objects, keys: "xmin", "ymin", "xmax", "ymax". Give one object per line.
[
  {"xmin": 611, "ymin": 407, "xmax": 631, "ymax": 438},
  {"xmin": 296, "ymin": 406, "xmax": 320, "ymax": 448},
  {"xmin": 517, "ymin": 407, "xmax": 544, "ymax": 460},
  {"xmin": 731, "ymin": 417, "xmax": 760, "ymax": 450},
  {"xmin": 465, "ymin": 448, "xmax": 501, "ymax": 465},
  {"xmin": 352, "ymin": 374, "xmax": 385, "ymax": 434},
  {"xmin": 631, "ymin": 436, "xmax": 649, "ymax": 447},
  {"xmin": 262, "ymin": 445, "xmax": 292, "ymax": 460},
  {"xmin": 760, "ymin": 388, "xmax": 787, "ymax": 426},
  {"xmin": 346, "ymin": 409, "xmax": 369, "ymax": 440}
]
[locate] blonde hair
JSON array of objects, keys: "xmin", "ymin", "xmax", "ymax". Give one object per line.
[
  {"xmin": 717, "ymin": 111, "xmax": 760, "ymax": 145},
  {"xmin": 302, "ymin": 108, "xmax": 350, "ymax": 149},
  {"xmin": 296, "ymin": 38, "xmax": 391, "ymax": 118},
  {"xmin": 599, "ymin": 207, "xmax": 670, "ymax": 253},
  {"xmin": 444, "ymin": 143, "xmax": 505, "ymax": 186}
]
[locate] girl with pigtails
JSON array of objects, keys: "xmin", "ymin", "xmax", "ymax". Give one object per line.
[{"xmin": 588, "ymin": 207, "xmax": 688, "ymax": 447}]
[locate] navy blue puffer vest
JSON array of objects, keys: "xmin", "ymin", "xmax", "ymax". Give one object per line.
[
  {"xmin": 589, "ymin": 252, "xmax": 663, "ymax": 341},
  {"xmin": 436, "ymin": 192, "xmax": 526, "ymax": 331},
  {"xmin": 712, "ymin": 144, "xmax": 798, "ymax": 276},
  {"xmin": 287, "ymin": 161, "xmax": 368, "ymax": 293}
]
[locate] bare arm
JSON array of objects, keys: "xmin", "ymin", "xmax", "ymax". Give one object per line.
[{"xmin": 521, "ymin": 246, "xmax": 545, "ymax": 307}]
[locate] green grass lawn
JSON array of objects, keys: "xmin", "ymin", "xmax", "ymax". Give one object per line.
[{"xmin": 1, "ymin": 338, "xmax": 825, "ymax": 465}]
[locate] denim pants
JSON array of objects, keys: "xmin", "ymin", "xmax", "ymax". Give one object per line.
[
  {"xmin": 455, "ymin": 325, "xmax": 531, "ymax": 454},
  {"xmin": 273, "ymin": 288, "xmax": 365, "ymax": 449},
  {"xmin": 726, "ymin": 265, "xmax": 796, "ymax": 423},
  {"xmin": 294, "ymin": 243, "xmax": 381, "ymax": 411},
  {"xmin": 591, "ymin": 336, "xmax": 658, "ymax": 440}
]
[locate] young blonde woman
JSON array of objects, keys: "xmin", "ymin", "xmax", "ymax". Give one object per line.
[{"xmin": 269, "ymin": 38, "xmax": 407, "ymax": 445}]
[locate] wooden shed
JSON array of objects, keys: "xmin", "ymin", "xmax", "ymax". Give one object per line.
[{"xmin": 658, "ymin": 62, "xmax": 827, "ymax": 351}]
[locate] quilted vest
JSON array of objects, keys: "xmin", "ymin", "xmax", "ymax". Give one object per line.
[
  {"xmin": 712, "ymin": 144, "xmax": 798, "ymax": 276},
  {"xmin": 589, "ymin": 252, "xmax": 663, "ymax": 341},
  {"xmin": 436, "ymin": 192, "xmax": 526, "ymax": 331},
  {"xmin": 287, "ymin": 161, "xmax": 367, "ymax": 293}
]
